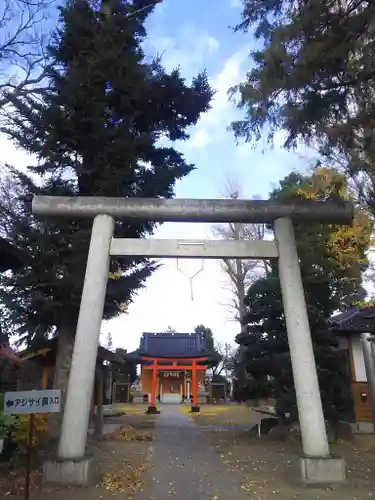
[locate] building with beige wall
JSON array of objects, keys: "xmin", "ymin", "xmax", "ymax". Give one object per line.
[
  {"xmin": 126, "ymin": 331, "xmax": 220, "ymax": 408},
  {"xmin": 331, "ymin": 306, "xmax": 375, "ymax": 432}
]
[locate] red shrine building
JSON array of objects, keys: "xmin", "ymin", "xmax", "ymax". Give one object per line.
[{"xmin": 125, "ymin": 332, "xmax": 219, "ymax": 412}]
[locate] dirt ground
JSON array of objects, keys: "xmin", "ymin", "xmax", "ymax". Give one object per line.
[
  {"xmin": 0, "ymin": 405, "xmax": 157, "ymax": 500},
  {"xmin": 3, "ymin": 404, "xmax": 375, "ymax": 500},
  {"xmin": 180, "ymin": 403, "xmax": 259, "ymax": 428},
  {"xmin": 189, "ymin": 404, "xmax": 375, "ymax": 499},
  {"xmin": 203, "ymin": 430, "xmax": 375, "ymax": 499}
]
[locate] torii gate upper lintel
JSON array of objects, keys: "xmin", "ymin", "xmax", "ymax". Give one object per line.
[
  {"xmin": 33, "ymin": 196, "xmax": 352, "ymax": 485},
  {"xmin": 32, "ymin": 195, "xmax": 354, "ymax": 224}
]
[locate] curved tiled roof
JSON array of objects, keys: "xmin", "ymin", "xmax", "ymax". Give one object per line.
[
  {"xmin": 140, "ymin": 332, "xmax": 207, "ymax": 357},
  {"xmin": 329, "ymin": 306, "xmax": 375, "ymax": 334},
  {"xmin": 126, "ymin": 332, "xmax": 220, "ymax": 364}
]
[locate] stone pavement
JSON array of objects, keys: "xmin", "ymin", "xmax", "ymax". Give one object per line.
[{"xmin": 136, "ymin": 405, "xmax": 247, "ymax": 500}]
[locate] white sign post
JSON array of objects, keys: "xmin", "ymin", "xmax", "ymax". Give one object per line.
[
  {"xmin": 3, "ymin": 390, "xmax": 61, "ymax": 500},
  {"xmin": 4, "ymin": 390, "xmax": 61, "ymax": 415}
]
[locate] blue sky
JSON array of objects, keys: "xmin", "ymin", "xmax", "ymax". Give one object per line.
[
  {"xmin": 2, "ymin": 0, "xmax": 320, "ymax": 353},
  {"xmin": 143, "ymin": 0, "xmax": 317, "ymax": 201},
  {"xmin": 100, "ymin": 0, "xmax": 319, "ymax": 352}
]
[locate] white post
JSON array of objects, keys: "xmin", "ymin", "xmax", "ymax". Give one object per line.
[
  {"xmin": 112, "ymin": 382, "xmax": 116, "ymax": 404},
  {"xmin": 58, "ymin": 214, "xmax": 114, "ymax": 459},
  {"xmin": 274, "ymin": 217, "xmax": 329, "ymax": 457},
  {"xmin": 105, "ymin": 367, "xmax": 113, "ymax": 404},
  {"xmin": 361, "ymin": 333, "xmax": 375, "ymax": 428}
]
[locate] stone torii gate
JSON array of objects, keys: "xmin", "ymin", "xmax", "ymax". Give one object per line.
[{"xmin": 33, "ymin": 196, "xmax": 352, "ymax": 486}]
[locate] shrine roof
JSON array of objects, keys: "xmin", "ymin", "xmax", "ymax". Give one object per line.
[
  {"xmin": 18, "ymin": 337, "xmax": 129, "ymax": 365},
  {"xmin": 329, "ymin": 306, "xmax": 375, "ymax": 334},
  {"xmin": 125, "ymin": 332, "xmax": 220, "ymax": 364},
  {"xmin": 0, "ymin": 237, "xmax": 29, "ymax": 272}
]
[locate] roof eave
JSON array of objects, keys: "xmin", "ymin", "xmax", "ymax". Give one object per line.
[
  {"xmin": 331, "ymin": 327, "xmax": 375, "ymax": 335},
  {"xmin": 125, "ymin": 349, "xmax": 219, "ymax": 364}
]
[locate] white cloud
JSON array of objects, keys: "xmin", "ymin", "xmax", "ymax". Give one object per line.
[
  {"xmin": 1, "ymin": 133, "xmax": 36, "ymax": 172},
  {"xmin": 229, "ymin": 0, "xmax": 242, "ymax": 8},
  {"xmin": 188, "ymin": 49, "xmax": 249, "ymax": 149},
  {"xmin": 273, "ymin": 130, "xmax": 288, "ymax": 149},
  {"xmin": 149, "ymin": 28, "xmax": 220, "ymax": 75},
  {"xmin": 146, "ymin": 26, "xmax": 250, "ymax": 152}
]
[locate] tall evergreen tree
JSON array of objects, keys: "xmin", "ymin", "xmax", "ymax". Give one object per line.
[
  {"xmin": 0, "ymin": 0, "xmax": 213, "ymax": 436},
  {"xmin": 164, "ymin": 326, "xmax": 177, "ymax": 334},
  {"xmin": 106, "ymin": 333, "xmax": 114, "ymax": 352},
  {"xmin": 231, "ymin": 0, "xmax": 375, "ymax": 213},
  {"xmin": 194, "ymin": 324, "xmax": 215, "ymax": 352},
  {"xmin": 237, "ymin": 168, "xmax": 373, "ymax": 423}
]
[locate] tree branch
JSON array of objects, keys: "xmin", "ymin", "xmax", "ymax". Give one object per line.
[
  {"xmin": 0, "ymin": 0, "xmax": 52, "ymax": 112},
  {"xmin": 212, "ymin": 174, "xmax": 269, "ymax": 330}
]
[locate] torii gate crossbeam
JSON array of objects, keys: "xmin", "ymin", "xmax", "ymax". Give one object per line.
[{"xmin": 109, "ymin": 238, "xmax": 279, "ymax": 259}]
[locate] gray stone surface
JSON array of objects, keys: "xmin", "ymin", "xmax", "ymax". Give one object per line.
[
  {"xmin": 197, "ymin": 390, "xmax": 209, "ymax": 404},
  {"xmin": 93, "ymin": 406, "xmax": 104, "ymax": 437},
  {"xmin": 136, "ymin": 405, "xmax": 247, "ymax": 500},
  {"xmin": 88, "ymin": 422, "xmax": 120, "ymax": 436},
  {"xmin": 43, "ymin": 456, "xmax": 97, "ymax": 486},
  {"xmin": 300, "ymin": 456, "xmax": 346, "ymax": 485},
  {"xmin": 132, "ymin": 392, "xmax": 145, "ymax": 404},
  {"xmin": 352, "ymin": 421, "xmax": 374, "ymax": 434}
]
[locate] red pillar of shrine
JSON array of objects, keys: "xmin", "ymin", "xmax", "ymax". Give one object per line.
[
  {"xmin": 191, "ymin": 359, "xmax": 200, "ymax": 412},
  {"xmin": 147, "ymin": 360, "xmax": 160, "ymax": 414}
]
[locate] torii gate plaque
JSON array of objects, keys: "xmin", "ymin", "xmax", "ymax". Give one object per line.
[{"xmin": 33, "ymin": 196, "xmax": 352, "ymax": 486}]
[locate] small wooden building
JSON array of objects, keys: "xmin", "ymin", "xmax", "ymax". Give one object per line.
[
  {"xmin": 16, "ymin": 339, "xmax": 136, "ymax": 406},
  {"xmin": 330, "ymin": 306, "xmax": 375, "ymax": 433},
  {"xmin": 125, "ymin": 332, "xmax": 220, "ymax": 411},
  {"xmin": 0, "ymin": 236, "xmax": 136, "ymax": 401}
]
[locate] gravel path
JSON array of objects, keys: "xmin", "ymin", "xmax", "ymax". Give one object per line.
[{"xmin": 136, "ymin": 405, "xmax": 248, "ymax": 500}]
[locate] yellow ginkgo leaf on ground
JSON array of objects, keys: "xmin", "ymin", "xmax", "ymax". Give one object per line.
[
  {"xmin": 106, "ymin": 424, "xmax": 154, "ymax": 442},
  {"xmin": 100, "ymin": 459, "xmax": 146, "ymax": 493}
]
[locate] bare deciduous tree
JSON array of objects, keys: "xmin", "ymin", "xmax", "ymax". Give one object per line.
[
  {"xmin": 212, "ymin": 176, "xmax": 270, "ymax": 332},
  {"xmin": 211, "ymin": 341, "xmax": 235, "ymax": 378},
  {"xmin": 0, "ymin": 0, "xmax": 53, "ymax": 111}
]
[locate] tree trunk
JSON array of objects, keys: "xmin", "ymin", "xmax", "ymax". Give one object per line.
[
  {"xmin": 235, "ymin": 257, "xmax": 247, "ymax": 333},
  {"xmin": 49, "ymin": 326, "xmax": 75, "ymax": 444}
]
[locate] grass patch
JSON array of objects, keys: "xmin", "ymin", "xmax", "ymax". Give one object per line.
[
  {"xmin": 180, "ymin": 405, "xmax": 235, "ymax": 414},
  {"xmin": 117, "ymin": 405, "xmax": 160, "ymax": 416},
  {"xmin": 180, "ymin": 405, "xmax": 244, "ymax": 418}
]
